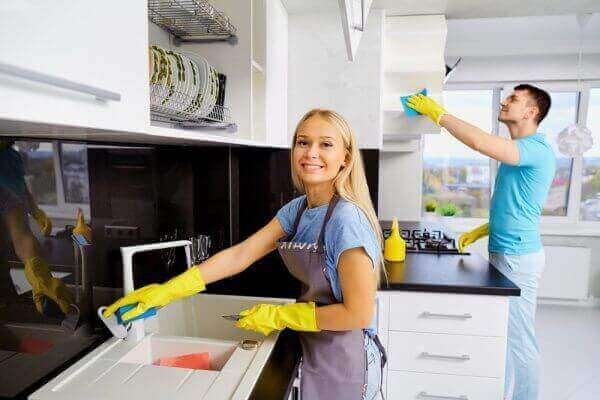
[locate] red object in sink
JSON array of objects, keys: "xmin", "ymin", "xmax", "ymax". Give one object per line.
[
  {"xmin": 154, "ymin": 352, "xmax": 211, "ymax": 370},
  {"xmin": 19, "ymin": 336, "xmax": 53, "ymax": 355}
]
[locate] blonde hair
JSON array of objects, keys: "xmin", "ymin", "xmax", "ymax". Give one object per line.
[{"xmin": 290, "ymin": 109, "xmax": 386, "ymax": 286}]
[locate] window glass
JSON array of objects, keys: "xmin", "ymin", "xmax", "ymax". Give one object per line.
[
  {"xmin": 14, "ymin": 141, "xmax": 57, "ymax": 205},
  {"xmin": 581, "ymin": 88, "xmax": 600, "ymax": 221},
  {"xmin": 422, "ymin": 90, "xmax": 493, "ymax": 218},
  {"xmin": 60, "ymin": 144, "xmax": 89, "ymax": 204}
]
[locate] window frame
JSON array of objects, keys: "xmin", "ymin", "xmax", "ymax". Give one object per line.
[{"xmin": 438, "ymin": 80, "xmax": 599, "ymax": 233}]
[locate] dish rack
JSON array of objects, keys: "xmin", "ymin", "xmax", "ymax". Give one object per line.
[
  {"xmin": 148, "ymin": 0, "xmax": 237, "ymax": 44},
  {"xmin": 150, "ymin": 83, "xmax": 234, "ymax": 130}
]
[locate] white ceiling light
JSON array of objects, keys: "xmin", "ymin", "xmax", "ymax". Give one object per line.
[{"xmin": 556, "ymin": 13, "xmax": 594, "ymax": 157}]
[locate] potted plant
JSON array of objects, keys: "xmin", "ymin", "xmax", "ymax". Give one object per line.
[
  {"xmin": 438, "ymin": 202, "xmax": 459, "ymax": 224},
  {"xmin": 423, "ymin": 200, "xmax": 437, "ymax": 220}
]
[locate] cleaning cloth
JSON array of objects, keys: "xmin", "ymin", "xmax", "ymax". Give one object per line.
[
  {"xmin": 154, "ymin": 352, "xmax": 211, "ymax": 370},
  {"xmin": 401, "ymin": 88, "xmax": 428, "ymax": 116}
]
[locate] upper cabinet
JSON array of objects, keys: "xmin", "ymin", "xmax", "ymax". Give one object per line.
[
  {"xmin": 288, "ymin": 9, "xmax": 384, "ymax": 149},
  {"xmin": 382, "ymin": 15, "xmax": 447, "ymax": 147},
  {"xmin": 0, "ymin": 0, "xmax": 149, "ymax": 134},
  {"xmin": 338, "ymin": 0, "xmax": 373, "ymax": 61}
]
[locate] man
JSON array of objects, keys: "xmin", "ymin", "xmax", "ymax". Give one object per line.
[{"xmin": 408, "ymin": 84, "xmax": 555, "ymax": 400}]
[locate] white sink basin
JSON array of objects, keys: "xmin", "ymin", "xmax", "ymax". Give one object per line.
[{"xmin": 29, "ymin": 294, "xmax": 294, "ymax": 400}]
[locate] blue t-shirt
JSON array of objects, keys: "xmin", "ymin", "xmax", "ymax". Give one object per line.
[
  {"xmin": 276, "ymin": 195, "xmax": 381, "ymax": 334},
  {"xmin": 489, "ymin": 132, "xmax": 556, "ymax": 254}
]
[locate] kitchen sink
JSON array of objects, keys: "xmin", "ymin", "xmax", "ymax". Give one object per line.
[{"xmin": 30, "ymin": 293, "xmax": 294, "ymax": 400}]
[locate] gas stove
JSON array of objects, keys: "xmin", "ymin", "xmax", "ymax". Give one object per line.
[{"xmin": 382, "ymin": 226, "xmax": 468, "ymax": 255}]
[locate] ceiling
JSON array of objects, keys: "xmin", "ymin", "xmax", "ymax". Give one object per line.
[{"xmin": 281, "ymin": 0, "xmax": 600, "ymax": 19}]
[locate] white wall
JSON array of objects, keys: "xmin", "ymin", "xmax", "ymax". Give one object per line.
[{"xmin": 287, "ymin": 10, "xmax": 384, "ymax": 149}]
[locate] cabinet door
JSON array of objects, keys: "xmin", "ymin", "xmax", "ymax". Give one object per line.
[
  {"xmin": 338, "ymin": 0, "xmax": 373, "ymax": 61},
  {"xmin": 0, "ymin": 0, "xmax": 148, "ymax": 133}
]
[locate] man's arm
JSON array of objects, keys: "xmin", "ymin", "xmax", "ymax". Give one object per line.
[
  {"xmin": 407, "ymin": 94, "xmax": 520, "ymax": 165},
  {"xmin": 440, "ymin": 114, "xmax": 520, "ymax": 165}
]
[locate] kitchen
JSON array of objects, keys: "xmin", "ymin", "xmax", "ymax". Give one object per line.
[{"xmin": 0, "ymin": 0, "xmax": 599, "ymax": 399}]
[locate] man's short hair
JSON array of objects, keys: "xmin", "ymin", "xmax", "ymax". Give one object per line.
[{"xmin": 514, "ymin": 84, "xmax": 551, "ymax": 124}]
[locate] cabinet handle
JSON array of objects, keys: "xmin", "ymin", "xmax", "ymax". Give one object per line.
[
  {"xmin": 418, "ymin": 391, "xmax": 468, "ymax": 400},
  {"xmin": 421, "ymin": 311, "xmax": 472, "ymax": 319},
  {"xmin": 420, "ymin": 352, "xmax": 470, "ymax": 361},
  {"xmin": 0, "ymin": 61, "xmax": 121, "ymax": 102}
]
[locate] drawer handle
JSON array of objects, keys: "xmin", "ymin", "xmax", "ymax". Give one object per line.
[
  {"xmin": 421, "ymin": 311, "xmax": 472, "ymax": 319},
  {"xmin": 0, "ymin": 61, "xmax": 121, "ymax": 102},
  {"xmin": 420, "ymin": 352, "xmax": 470, "ymax": 361},
  {"xmin": 418, "ymin": 391, "xmax": 468, "ymax": 400}
]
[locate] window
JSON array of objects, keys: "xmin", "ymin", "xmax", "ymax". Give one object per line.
[
  {"xmin": 537, "ymin": 92, "xmax": 578, "ymax": 216},
  {"xmin": 13, "ymin": 140, "xmax": 90, "ymax": 220},
  {"xmin": 422, "ymin": 90, "xmax": 493, "ymax": 218},
  {"xmin": 14, "ymin": 141, "xmax": 57, "ymax": 206},
  {"xmin": 581, "ymin": 88, "xmax": 600, "ymax": 221}
]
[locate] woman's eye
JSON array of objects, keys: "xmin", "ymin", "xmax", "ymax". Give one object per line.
[
  {"xmin": 296, "ymin": 140, "xmax": 308, "ymax": 146},
  {"xmin": 322, "ymin": 142, "xmax": 333, "ymax": 148}
]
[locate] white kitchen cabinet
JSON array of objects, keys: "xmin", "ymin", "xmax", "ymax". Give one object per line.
[
  {"xmin": 382, "ymin": 15, "xmax": 446, "ymax": 146},
  {"xmin": 173, "ymin": 0, "xmax": 288, "ymax": 146},
  {"xmin": 0, "ymin": 0, "xmax": 148, "ymax": 134},
  {"xmin": 288, "ymin": 10, "xmax": 384, "ymax": 149},
  {"xmin": 378, "ymin": 291, "xmax": 509, "ymax": 399}
]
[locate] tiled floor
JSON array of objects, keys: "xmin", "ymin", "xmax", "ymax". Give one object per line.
[{"xmin": 537, "ymin": 304, "xmax": 600, "ymax": 400}]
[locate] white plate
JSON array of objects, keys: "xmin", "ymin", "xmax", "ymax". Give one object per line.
[
  {"xmin": 150, "ymin": 45, "xmax": 171, "ymax": 105},
  {"xmin": 163, "ymin": 50, "xmax": 184, "ymax": 110},
  {"xmin": 182, "ymin": 52, "xmax": 208, "ymax": 116},
  {"xmin": 179, "ymin": 53, "xmax": 196, "ymax": 110}
]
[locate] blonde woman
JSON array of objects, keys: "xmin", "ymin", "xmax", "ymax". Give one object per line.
[{"xmin": 104, "ymin": 109, "xmax": 387, "ymax": 399}]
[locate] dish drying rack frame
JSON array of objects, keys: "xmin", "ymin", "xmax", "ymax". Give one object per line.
[
  {"xmin": 148, "ymin": 0, "xmax": 238, "ymax": 45},
  {"xmin": 150, "ymin": 83, "xmax": 237, "ymax": 131}
]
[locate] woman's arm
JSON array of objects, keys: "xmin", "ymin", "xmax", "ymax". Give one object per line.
[
  {"xmin": 315, "ymin": 247, "xmax": 377, "ymax": 331},
  {"xmin": 197, "ymin": 217, "xmax": 286, "ymax": 285}
]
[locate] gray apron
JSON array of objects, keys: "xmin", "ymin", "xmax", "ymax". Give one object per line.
[{"xmin": 277, "ymin": 195, "xmax": 387, "ymax": 399}]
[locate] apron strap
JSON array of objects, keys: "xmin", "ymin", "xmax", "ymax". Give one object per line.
[
  {"xmin": 286, "ymin": 197, "xmax": 309, "ymax": 240},
  {"xmin": 316, "ymin": 195, "xmax": 340, "ymax": 252}
]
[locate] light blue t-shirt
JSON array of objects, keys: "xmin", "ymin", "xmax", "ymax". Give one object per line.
[
  {"xmin": 489, "ymin": 132, "xmax": 556, "ymax": 254},
  {"xmin": 276, "ymin": 195, "xmax": 381, "ymax": 334}
]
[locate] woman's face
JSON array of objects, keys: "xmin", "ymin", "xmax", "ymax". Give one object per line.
[{"xmin": 293, "ymin": 116, "xmax": 348, "ymax": 188}]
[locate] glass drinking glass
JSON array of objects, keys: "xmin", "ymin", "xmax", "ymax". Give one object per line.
[{"xmin": 191, "ymin": 235, "xmax": 211, "ymax": 264}]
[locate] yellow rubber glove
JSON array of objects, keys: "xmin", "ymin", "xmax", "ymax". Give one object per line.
[
  {"xmin": 31, "ymin": 208, "xmax": 52, "ymax": 236},
  {"xmin": 406, "ymin": 93, "xmax": 447, "ymax": 125},
  {"xmin": 72, "ymin": 208, "xmax": 92, "ymax": 242},
  {"xmin": 458, "ymin": 223, "xmax": 489, "ymax": 253},
  {"xmin": 102, "ymin": 267, "xmax": 206, "ymax": 322},
  {"xmin": 235, "ymin": 302, "xmax": 320, "ymax": 336},
  {"xmin": 24, "ymin": 257, "xmax": 74, "ymax": 315}
]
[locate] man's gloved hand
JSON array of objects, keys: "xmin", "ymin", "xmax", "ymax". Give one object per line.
[
  {"xmin": 458, "ymin": 223, "xmax": 489, "ymax": 253},
  {"xmin": 406, "ymin": 94, "xmax": 447, "ymax": 125},
  {"xmin": 102, "ymin": 267, "xmax": 206, "ymax": 322},
  {"xmin": 24, "ymin": 257, "xmax": 74, "ymax": 315},
  {"xmin": 31, "ymin": 208, "xmax": 52, "ymax": 236},
  {"xmin": 235, "ymin": 302, "xmax": 320, "ymax": 336}
]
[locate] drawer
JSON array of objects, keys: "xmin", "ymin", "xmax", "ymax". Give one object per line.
[
  {"xmin": 388, "ymin": 331, "xmax": 506, "ymax": 378},
  {"xmin": 388, "ymin": 292, "xmax": 508, "ymax": 336},
  {"xmin": 387, "ymin": 371, "xmax": 504, "ymax": 400}
]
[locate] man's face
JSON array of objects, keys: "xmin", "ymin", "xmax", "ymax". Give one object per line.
[{"xmin": 498, "ymin": 90, "xmax": 538, "ymax": 124}]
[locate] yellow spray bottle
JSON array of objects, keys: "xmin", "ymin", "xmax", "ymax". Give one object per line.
[{"xmin": 384, "ymin": 217, "xmax": 406, "ymax": 262}]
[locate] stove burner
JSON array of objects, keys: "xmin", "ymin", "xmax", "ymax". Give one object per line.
[{"xmin": 383, "ymin": 226, "xmax": 462, "ymax": 255}]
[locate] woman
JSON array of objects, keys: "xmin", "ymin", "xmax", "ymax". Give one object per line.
[{"xmin": 104, "ymin": 109, "xmax": 387, "ymax": 399}]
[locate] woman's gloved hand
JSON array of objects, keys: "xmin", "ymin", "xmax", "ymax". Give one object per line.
[
  {"xmin": 31, "ymin": 208, "xmax": 52, "ymax": 236},
  {"xmin": 458, "ymin": 223, "xmax": 489, "ymax": 253},
  {"xmin": 24, "ymin": 257, "xmax": 74, "ymax": 314},
  {"xmin": 102, "ymin": 267, "xmax": 206, "ymax": 322},
  {"xmin": 406, "ymin": 94, "xmax": 447, "ymax": 125},
  {"xmin": 235, "ymin": 302, "xmax": 320, "ymax": 336}
]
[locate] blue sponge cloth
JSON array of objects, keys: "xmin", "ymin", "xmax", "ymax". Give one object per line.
[
  {"xmin": 401, "ymin": 88, "xmax": 428, "ymax": 116},
  {"xmin": 115, "ymin": 304, "xmax": 157, "ymax": 325}
]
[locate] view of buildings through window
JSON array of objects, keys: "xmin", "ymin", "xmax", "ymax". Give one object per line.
[
  {"xmin": 15, "ymin": 141, "xmax": 57, "ymax": 206},
  {"xmin": 422, "ymin": 90, "xmax": 492, "ymax": 218},
  {"xmin": 581, "ymin": 88, "xmax": 600, "ymax": 221}
]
